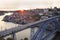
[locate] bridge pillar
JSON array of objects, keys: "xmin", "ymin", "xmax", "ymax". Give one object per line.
[
  {"xmin": 12, "ymin": 33, "xmax": 16, "ymax": 40},
  {"xmin": 30, "ymin": 27, "xmax": 35, "ymax": 40}
]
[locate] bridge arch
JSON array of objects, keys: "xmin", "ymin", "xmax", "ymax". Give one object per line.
[{"xmin": 31, "ymin": 17, "xmax": 60, "ymax": 40}]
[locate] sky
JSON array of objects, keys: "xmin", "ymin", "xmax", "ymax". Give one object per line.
[{"xmin": 0, "ymin": 0, "xmax": 60, "ymax": 10}]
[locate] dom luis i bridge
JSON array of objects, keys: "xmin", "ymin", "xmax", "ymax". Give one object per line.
[{"xmin": 0, "ymin": 9, "xmax": 60, "ymax": 40}]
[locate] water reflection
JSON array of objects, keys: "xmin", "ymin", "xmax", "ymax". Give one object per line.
[{"xmin": 0, "ymin": 13, "xmax": 19, "ymax": 31}]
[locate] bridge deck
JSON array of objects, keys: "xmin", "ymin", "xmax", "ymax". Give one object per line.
[{"xmin": 0, "ymin": 16, "xmax": 59, "ymax": 37}]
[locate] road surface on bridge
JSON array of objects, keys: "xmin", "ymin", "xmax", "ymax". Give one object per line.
[{"xmin": 0, "ymin": 16, "xmax": 59, "ymax": 37}]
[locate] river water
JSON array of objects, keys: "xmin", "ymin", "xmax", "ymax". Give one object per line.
[{"xmin": 0, "ymin": 13, "xmax": 30, "ymax": 40}]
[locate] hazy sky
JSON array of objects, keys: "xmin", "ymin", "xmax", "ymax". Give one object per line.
[{"xmin": 0, "ymin": 0, "xmax": 60, "ymax": 10}]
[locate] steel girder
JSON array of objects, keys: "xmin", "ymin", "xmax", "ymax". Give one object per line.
[{"xmin": 31, "ymin": 16, "xmax": 60, "ymax": 40}]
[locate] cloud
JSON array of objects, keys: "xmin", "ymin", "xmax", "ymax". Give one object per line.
[{"xmin": 0, "ymin": 0, "xmax": 59, "ymax": 10}]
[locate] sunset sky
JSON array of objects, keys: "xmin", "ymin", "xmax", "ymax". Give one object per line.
[{"xmin": 0, "ymin": 0, "xmax": 60, "ymax": 10}]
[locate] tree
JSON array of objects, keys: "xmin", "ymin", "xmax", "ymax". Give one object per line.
[
  {"xmin": 32, "ymin": 14, "xmax": 41, "ymax": 21},
  {"xmin": 6, "ymin": 38, "xmax": 13, "ymax": 40},
  {"xmin": 0, "ymin": 37, "xmax": 5, "ymax": 40},
  {"xmin": 24, "ymin": 37, "xmax": 28, "ymax": 40}
]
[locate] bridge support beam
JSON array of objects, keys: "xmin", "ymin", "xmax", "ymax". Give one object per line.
[
  {"xmin": 30, "ymin": 27, "xmax": 35, "ymax": 40},
  {"xmin": 12, "ymin": 33, "xmax": 16, "ymax": 40}
]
